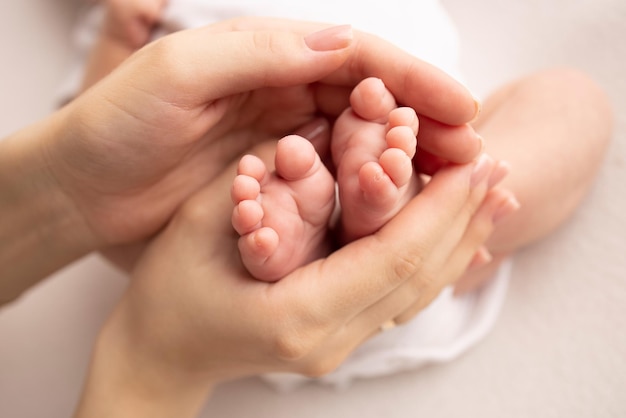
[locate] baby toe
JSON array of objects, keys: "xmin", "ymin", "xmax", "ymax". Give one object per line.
[
  {"xmin": 386, "ymin": 125, "xmax": 418, "ymax": 159},
  {"xmin": 379, "ymin": 148, "xmax": 413, "ymax": 187},
  {"xmin": 231, "ymin": 174, "xmax": 261, "ymax": 203},
  {"xmin": 232, "ymin": 200, "xmax": 264, "ymax": 235},
  {"xmin": 350, "ymin": 77, "xmax": 396, "ymax": 123}
]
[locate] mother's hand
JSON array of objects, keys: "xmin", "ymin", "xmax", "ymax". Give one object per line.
[
  {"xmin": 47, "ymin": 18, "xmax": 480, "ymax": 253},
  {"xmin": 74, "ymin": 145, "xmax": 515, "ymax": 418}
]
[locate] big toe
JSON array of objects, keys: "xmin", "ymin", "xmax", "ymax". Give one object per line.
[
  {"xmin": 350, "ymin": 77, "xmax": 397, "ymax": 123},
  {"xmin": 275, "ymin": 135, "xmax": 318, "ymax": 181}
]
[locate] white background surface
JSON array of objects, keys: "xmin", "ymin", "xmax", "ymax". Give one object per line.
[{"xmin": 1, "ymin": 0, "xmax": 625, "ymax": 416}]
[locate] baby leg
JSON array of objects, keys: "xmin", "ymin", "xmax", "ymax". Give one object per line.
[
  {"xmin": 232, "ymin": 135, "xmax": 335, "ymax": 281},
  {"xmin": 332, "ymin": 77, "xmax": 421, "ymax": 243},
  {"xmin": 456, "ymin": 68, "xmax": 613, "ymax": 294}
]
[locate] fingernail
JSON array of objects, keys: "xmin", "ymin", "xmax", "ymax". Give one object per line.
[
  {"xmin": 488, "ymin": 160, "xmax": 511, "ymax": 188},
  {"xmin": 492, "ymin": 196, "xmax": 521, "ymax": 224},
  {"xmin": 470, "ymin": 97, "xmax": 482, "ymax": 123},
  {"xmin": 471, "ymin": 154, "xmax": 493, "ymax": 187},
  {"xmin": 476, "ymin": 133, "xmax": 485, "ymax": 154},
  {"xmin": 305, "ymin": 25, "xmax": 353, "ymax": 51}
]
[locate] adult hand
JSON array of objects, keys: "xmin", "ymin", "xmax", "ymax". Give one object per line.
[
  {"xmin": 74, "ymin": 144, "xmax": 515, "ymax": 418},
  {"xmin": 0, "ymin": 20, "xmax": 353, "ymax": 298},
  {"xmin": 1, "ymin": 17, "xmax": 480, "ymax": 302},
  {"xmin": 49, "ymin": 17, "xmax": 479, "ymax": 250},
  {"xmin": 210, "ymin": 18, "xmax": 482, "ymax": 173}
]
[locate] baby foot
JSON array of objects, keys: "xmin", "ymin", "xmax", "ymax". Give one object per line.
[
  {"xmin": 332, "ymin": 77, "xmax": 421, "ymax": 243},
  {"xmin": 231, "ymin": 135, "xmax": 335, "ymax": 281}
]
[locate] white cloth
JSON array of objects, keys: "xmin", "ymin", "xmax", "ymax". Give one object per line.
[
  {"xmin": 61, "ymin": 0, "xmax": 510, "ymax": 391},
  {"xmin": 264, "ymin": 260, "xmax": 511, "ymax": 391}
]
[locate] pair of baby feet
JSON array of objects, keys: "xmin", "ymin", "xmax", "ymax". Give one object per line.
[
  {"xmin": 97, "ymin": 1, "xmax": 421, "ymax": 281},
  {"xmin": 232, "ymin": 77, "xmax": 421, "ymax": 281}
]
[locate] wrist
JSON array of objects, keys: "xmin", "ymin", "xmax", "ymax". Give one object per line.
[
  {"xmin": 0, "ymin": 111, "xmax": 98, "ymax": 304},
  {"xmin": 75, "ymin": 304, "xmax": 215, "ymax": 418}
]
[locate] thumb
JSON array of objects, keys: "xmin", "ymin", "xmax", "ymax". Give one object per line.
[{"xmin": 135, "ymin": 24, "xmax": 353, "ymax": 105}]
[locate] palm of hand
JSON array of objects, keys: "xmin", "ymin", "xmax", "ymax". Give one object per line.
[
  {"xmin": 54, "ymin": 64, "xmax": 331, "ymax": 248},
  {"xmin": 124, "ymin": 157, "xmax": 350, "ymax": 381}
]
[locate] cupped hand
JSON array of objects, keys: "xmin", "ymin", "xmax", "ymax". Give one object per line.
[
  {"xmin": 45, "ymin": 18, "xmax": 479, "ymax": 252},
  {"xmin": 88, "ymin": 145, "xmax": 512, "ymax": 400}
]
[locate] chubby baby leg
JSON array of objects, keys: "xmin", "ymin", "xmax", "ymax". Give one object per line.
[
  {"xmin": 231, "ymin": 135, "xmax": 335, "ymax": 281},
  {"xmin": 455, "ymin": 68, "xmax": 613, "ymax": 294},
  {"xmin": 332, "ymin": 77, "xmax": 421, "ymax": 243}
]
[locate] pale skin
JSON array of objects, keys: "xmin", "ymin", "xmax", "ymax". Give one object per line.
[
  {"xmin": 455, "ymin": 67, "xmax": 613, "ymax": 293},
  {"xmin": 0, "ymin": 3, "xmax": 612, "ymax": 417},
  {"xmin": 68, "ymin": 2, "xmax": 485, "ymax": 279},
  {"xmin": 74, "ymin": 146, "xmax": 513, "ymax": 418},
  {"xmin": 0, "ymin": 17, "xmax": 513, "ymax": 418},
  {"xmin": 1, "ymin": 17, "xmax": 486, "ymax": 300},
  {"xmin": 10, "ymin": 0, "xmax": 615, "ymax": 415},
  {"xmin": 84, "ymin": 0, "xmax": 614, "ymax": 291},
  {"xmin": 231, "ymin": 77, "xmax": 422, "ymax": 280},
  {"xmin": 82, "ymin": 1, "xmax": 479, "ymax": 284},
  {"xmin": 331, "ymin": 78, "xmax": 421, "ymax": 243},
  {"xmin": 86, "ymin": 0, "xmax": 431, "ymax": 282}
]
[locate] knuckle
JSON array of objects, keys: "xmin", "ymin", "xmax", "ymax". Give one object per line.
[
  {"xmin": 400, "ymin": 268, "xmax": 437, "ymax": 308},
  {"xmin": 250, "ymin": 31, "xmax": 283, "ymax": 56},
  {"xmin": 267, "ymin": 306, "xmax": 335, "ymax": 365},
  {"xmin": 407, "ymin": 271, "xmax": 431, "ymax": 295},
  {"xmin": 389, "ymin": 246, "xmax": 424, "ymax": 282}
]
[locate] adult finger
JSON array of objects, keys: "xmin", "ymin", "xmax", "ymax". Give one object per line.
[
  {"xmin": 342, "ymin": 157, "xmax": 496, "ymax": 334},
  {"xmin": 206, "ymin": 17, "xmax": 480, "ymax": 126},
  {"xmin": 131, "ymin": 23, "xmax": 353, "ymax": 107},
  {"xmin": 416, "ymin": 117, "xmax": 483, "ymax": 164},
  {"xmin": 286, "ymin": 159, "xmax": 487, "ymax": 327},
  {"xmin": 277, "ymin": 160, "xmax": 498, "ymax": 376},
  {"xmin": 394, "ymin": 188, "xmax": 519, "ymax": 323}
]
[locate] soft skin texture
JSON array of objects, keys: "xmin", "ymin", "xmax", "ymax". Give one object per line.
[
  {"xmin": 0, "ymin": 15, "xmax": 516, "ymax": 418},
  {"xmin": 2, "ymin": 17, "xmax": 486, "ymax": 301},
  {"xmin": 455, "ymin": 68, "xmax": 613, "ymax": 294},
  {"xmin": 69, "ymin": 18, "xmax": 480, "ymax": 249},
  {"xmin": 74, "ymin": 143, "xmax": 514, "ymax": 418},
  {"xmin": 0, "ymin": 20, "xmax": 481, "ymax": 303},
  {"xmin": 232, "ymin": 135, "xmax": 336, "ymax": 281},
  {"xmin": 332, "ymin": 77, "xmax": 421, "ymax": 243},
  {"xmin": 232, "ymin": 78, "xmax": 421, "ymax": 280}
]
